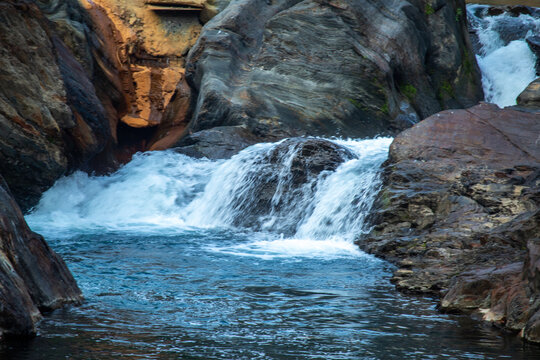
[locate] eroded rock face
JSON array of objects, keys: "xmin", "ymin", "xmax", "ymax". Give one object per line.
[
  {"xmin": 0, "ymin": 0, "xmax": 118, "ymax": 210},
  {"xmin": 0, "ymin": 177, "xmax": 82, "ymax": 339},
  {"xmin": 360, "ymin": 102, "xmax": 540, "ymax": 341},
  {"xmin": 185, "ymin": 0, "xmax": 483, "ymax": 141}
]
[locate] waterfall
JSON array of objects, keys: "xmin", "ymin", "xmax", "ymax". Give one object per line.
[
  {"xmin": 27, "ymin": 137, "xmax": 392, "ymax": 258},
  {"xmin": 467, "ymin": 5, "xmax": 539, "ymax": 107}
]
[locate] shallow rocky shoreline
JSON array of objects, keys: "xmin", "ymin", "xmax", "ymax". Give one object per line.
[{"xmin": 360, "ymin": 102, "xmax": 540, "ymax": 342}]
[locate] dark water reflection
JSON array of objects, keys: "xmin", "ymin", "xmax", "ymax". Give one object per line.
[{"xmin": 1, "ymin": 231, "xmax": 539, "ymax": 359}]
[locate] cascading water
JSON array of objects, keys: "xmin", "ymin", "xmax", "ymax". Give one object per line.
[
  {"xmin": 27, "ymin": 138, "xmax": 390, "ymax": 259},
  {"xmin": 468, "ymin": 5, "xmax": 539, "ymax": 107},
  {"xmin": 9, "ymin": 137, "xmax": 535, "ymax": 359}
]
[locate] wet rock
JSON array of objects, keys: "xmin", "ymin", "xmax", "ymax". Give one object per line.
[
  {"xmin": 186, "ymin": 0, "xmax": 483, "ymax": 141},
  {"xmin": 360, "ymin": 103, "xmax": 540, "ymax": 340},
  {"xmin": 225, "ymin": 138, "xmax": 355, "ymax": 234},
  {"xmin": 518, "ymin": 78, "xmax": 540, "ymax": 109},
  {"xmin": 526, "ymin": 36, "xmax": 540, "ymax": 75},
  {"xmin": 0, "ymin": 177, "xmax": 82, "ymax": 339},
  {"xmin": 0, "ymin": 0, "xmax": 117, "ymax": 209},
  {"xmin": 174, "ymin": 126, "xmax": 260, "ymax": 159}
]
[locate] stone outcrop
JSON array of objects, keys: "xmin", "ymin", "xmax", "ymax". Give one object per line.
[
  {"xmin": 0, "ymin": 177, "xmax": 82, "ymax": 339},
  {"xmin": 360, "ymin": 102, "xmax": 540, "ymax": 342},
  {"xmin": 0, "ymin": 0, "xmax": 210, "ymax": 209},
  {"xmin": 174, "ymin": 125, "xmax": 261, "ymax": 159},
  {"xmin": 184, "ymin": 0, "xmax": 483, "ymax": 142},
  {"xmin": 0, "ymin": 0, "xmax": 114, "ymax": 210}
]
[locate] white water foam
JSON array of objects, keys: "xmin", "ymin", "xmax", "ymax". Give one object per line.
[
  {"xmin": 468, "ymin": 5, "xmax": 539, "ymax": 107},
  {"xmin": 26, "ymin": 138, "xmax": 392, "ymax": 259}
]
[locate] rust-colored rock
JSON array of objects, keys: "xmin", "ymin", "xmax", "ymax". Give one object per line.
[
  {"xmin": 360, "ymin": 103, "xmax": 540, "ymax": 341},
  {"xmin": 83, "ymin": 0, "xmax": 198, "ymax": 129}
]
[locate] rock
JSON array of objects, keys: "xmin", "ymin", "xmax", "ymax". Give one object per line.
[
  {"xmin": 224, "ymin": 138, "xmax": 355, "ymax": 234},
  {"xmin": 518, "ymin": 78, "xmax": 540, "ymax": 109},
  {"xmin": 360, "ymin": 103, "xmax": 540, "ymax": 339},
  {"xmin": 526, "ymin": 36, "xmax": 540, "ymax": 75},
  {"xmin": 0, "ymin": 1, "xmax": 74, "ymax": 210},
  {"xmin": 174, "ymin": 126, "xmax": 261, "ymax": 159},
  {"xmin": 0, "ymin": 0, "xmax": 119, "ymax": 209},
  {"xmin": 186, "ymin": 0, "xmax": 483, "ymax": 141},
  {"xmin": 0, "ymin": 177, "xmax": 82, "ymax": 339}
]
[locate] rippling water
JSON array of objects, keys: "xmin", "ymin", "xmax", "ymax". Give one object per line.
[
  {"xmin": 0, "ymin": 138, "xmax": 538, "ymax": 359},
  {"xmin": 2, "ymin": 230, "xmax": 538, "ymax": 359}
]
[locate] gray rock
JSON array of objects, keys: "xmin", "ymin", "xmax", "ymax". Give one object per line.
[
  {"xmin": 186, "ymin": 0, "xmax": 483, "ymax": 140},
  {"xmin": 174, "ymin": 126, "xmax": 261, "ymax": 159},
  {"xmin": 221, "ymin": 137, "xmax": 355, "ymax": 234}
]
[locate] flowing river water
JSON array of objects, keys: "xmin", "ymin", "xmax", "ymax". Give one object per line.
[{"xmin": 1, "ymin": 4, "xmax": 539, "ymax": 360}]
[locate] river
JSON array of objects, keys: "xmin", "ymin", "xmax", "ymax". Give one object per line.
[{"xmin": 1, "ymin": 4, "xmax": 539, "ymax": 359}]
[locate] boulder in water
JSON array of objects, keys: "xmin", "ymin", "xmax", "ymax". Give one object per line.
[
  {"xmin": 174, "ymin": 126, "xmax": 261, "ymax": 159},
  {"xmin": 224, "ymin": 138, "xmax": 355, "ymax": 234},
  {"xmin": 0, "ymin": 177, "xmax": 82, "ymax": 339}
]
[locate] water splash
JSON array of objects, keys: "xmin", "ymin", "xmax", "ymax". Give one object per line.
[
  {"xmin": 26, "ymin": 138, "xmax": 392, "ymax": 259},
  {"xmin": 467, "ymin": 5, "xmax": 539, "ymax": 107}
]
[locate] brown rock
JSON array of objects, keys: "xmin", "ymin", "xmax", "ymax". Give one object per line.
[
  {"xmin": 360, "ymin": 103, "xmax": 540, "ymax": 340},
  {"xmin": 0, "ymin": 177, "xmax": 82, "ymax": 339}
]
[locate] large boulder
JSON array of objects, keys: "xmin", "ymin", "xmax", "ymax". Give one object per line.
[
  {"xmin": 0, "ymin": 177, "xmax": 82, "ymax": 339},
  {"xmin": 184, "ymin": 0, "xmax": 483, "ymax": 141},
  {"xmin": 209, "ymin": 138, "xmax": 355, "ymax": 234},
  {"xmin": 360, "ymin": 102, "xmax": 540, "ymax": 340},
  {"xmin": 0, "ymin": 0, "xmax": 115, "ymax": 210}
]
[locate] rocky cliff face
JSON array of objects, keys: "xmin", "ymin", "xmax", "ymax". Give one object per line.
[
  {"xmin": 361, "ymin": 102, "xmax": 540, "ymax": 342},
  {"xmin": 0, "ymin": 0, "xmax": 115, "ymax": 210},
  {"xmin": 184, "ymin": 0, "xmax": 483, "ymax": 143},
  {"xmin": 0, "ymin": 176, "xmax": 82, "ymax": 339}
]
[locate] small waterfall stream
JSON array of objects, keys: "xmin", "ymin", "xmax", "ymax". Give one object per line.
[
  {"xmin": 27, "ymin": 138, "xmax": 391, "ymax": 259},
  {"xmin": 468, "ymin": 5, "xmax": 539, "ymax": 107}
]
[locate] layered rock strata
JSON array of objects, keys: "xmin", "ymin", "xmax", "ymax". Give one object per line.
[
  {"xmin": 184, "ymin": 0, "xmax": 483, "ymax": 143},
  {"xmin": 0, "ymin": 0, "xmax": 113, "ymax": 210},
  {"xmin": 361, "ymin": 102, "xmax": 540, "ymax": 342}
]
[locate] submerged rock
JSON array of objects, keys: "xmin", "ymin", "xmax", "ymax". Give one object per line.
[
  {"xmin": 0, "ymin": 177, "xmax": 82, "ymax": 339},
  {"xmin": 360, "ymin": 103, "xmax": 540, "ymax": 341},
  {"xmin": 185, "ymin": 0, "xmax": 483, "ymax": 141},
  {"xmin": 222, "ymin": 138, "xmax": 355, "ymax": 234}
]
